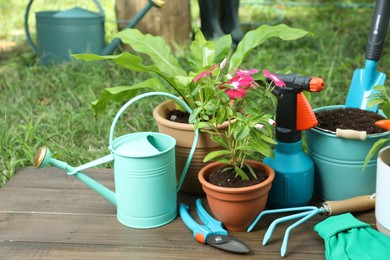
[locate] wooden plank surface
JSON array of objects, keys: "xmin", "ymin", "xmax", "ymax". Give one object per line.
[{"xmin": 0, "ymin": 167, "xmax": 377, "ymax": 259}]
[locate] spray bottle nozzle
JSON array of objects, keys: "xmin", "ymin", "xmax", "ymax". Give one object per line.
[
  {"xmin": 270, "ymin": 73, "xmax": 325, "ymax": 93},
  {"xmin": 308, "ymin": 77, "xmax": 325, "ymax": 92},
  {"xmin": 265, "ymin": 73, "xmax": 325, "ymax": 143}
]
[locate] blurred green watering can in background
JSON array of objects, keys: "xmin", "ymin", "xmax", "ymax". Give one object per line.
[
  {"xmin": 25, "ymin": 0, "xmax": 164, "ymax": 65},
  {"xmin": 33, "ymin": 92, "xmax": 199, "ymax": 229}
]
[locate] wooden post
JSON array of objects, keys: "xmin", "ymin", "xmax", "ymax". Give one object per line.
[{"xmin": 115, "ymin": 0, "xmax": 192, "ymax": 47}]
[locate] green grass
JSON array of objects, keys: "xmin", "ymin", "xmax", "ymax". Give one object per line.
[{"xmin": 1, "ymin": 0, "xmax": 389, "ymax": 187}]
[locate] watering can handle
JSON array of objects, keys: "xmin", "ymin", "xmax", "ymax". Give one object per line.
[
  {"xmin": 109, "ymin": 92, "xmax": 199, "ymax": 192},
  {"xmin": 24, "ymin": 0, "xmax": 104, "ymax": 52}
]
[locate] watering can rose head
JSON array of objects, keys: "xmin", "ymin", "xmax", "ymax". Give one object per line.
[
  {"xmin": 72, "ymin": 24, "xmax": 312, "ymax": 116},
  {"xmin": 191, "ymin": 68, "xmax": 282, "ymax": 181}
]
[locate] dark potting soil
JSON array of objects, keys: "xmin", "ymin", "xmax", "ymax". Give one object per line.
[
  {"xmin": 168, "ymin": 110, "xmax": 190, "ymax": 123},
  {"xmin": 315, "ymin": 108, "xmax": 387, "ymax": 134},
  {"xmin": 208, "ymin": 165, "xmax": 268, "ymax": 188}
]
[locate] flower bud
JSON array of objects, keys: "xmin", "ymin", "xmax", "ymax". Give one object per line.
[
  {"xmin": 268, "ymin": 119, "xmax": 276, "ymax": 126},
  {"xmin": 220, "ymin": 58, "xmax": 227, "ymax": 69},
  {"xmin": 255, "ymin": 123, "xmax": 264, "ymax": 130}
]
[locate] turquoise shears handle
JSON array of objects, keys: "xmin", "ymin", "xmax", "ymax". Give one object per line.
[
  {"xmin": 195, "ymin": 199, "xmax": 227, "ymax": 236},
  {"xmin": 179, "ymin": 203, "xmax": 211, "ymax": 244}
]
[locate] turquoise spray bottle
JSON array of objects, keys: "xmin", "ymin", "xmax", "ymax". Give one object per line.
[{"xmin": 264, "ymin": 74, "xmax": 325, "ymax": 208}]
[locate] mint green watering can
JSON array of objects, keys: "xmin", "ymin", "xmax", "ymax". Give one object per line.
[
  {"xmin": 25, "ymin": 0, "xmax": 164, "ymax": 65},
  {"xmin": 33, "ymin": 92, "xmax": 198, "ymax": 229}
]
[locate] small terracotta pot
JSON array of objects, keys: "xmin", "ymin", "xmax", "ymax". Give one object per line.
[
  {"xmin": 198, "ymin": 160, "xmax": 275, "ymax": 231},
  {"xmin": 153, "ymin": 100, "xmax": 229, "ymax": 194}
]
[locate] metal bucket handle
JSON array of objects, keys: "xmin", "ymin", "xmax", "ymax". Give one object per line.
[
  {"xmin": 24, "ymin": 0, "xmax": 105, "ymax": 52},
  {"xmin": 109, "ymin": 92, "xmax": 199, "ymax": 192}
]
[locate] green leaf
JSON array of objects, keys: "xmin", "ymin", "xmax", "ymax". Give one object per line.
[
  {"xmin": 259, "ymin": 133, "xmax": 277, "ymax": 144},
  {"xmin": 373, "ymin": 85, "xmax": 387, "ymax": 93},
  {"xmin": 209, "ymin": 134, "xmax": 228, "ymax": 147},
  {"xmin": 189, "ymin": 107, "xmax": 202, "ymax": 124},
  {"xmin": 203, "ymin": 150, "xmax": 231, "ymax": 162},
  {"xmin": 229, "ymin": 24, "xmax": 312, "ymax": 70},
  {"xmin": 213, "ymin": 34, "xmax": 233, "ymax": 63},
  {"xmin": 235, "ymin": 167, "xmax": 249, "ymax": 180},
  {"xmin": 368, "ymin": 98, "xmax": 384, "ymax": 107},
  {"xmin": 115, "ymin": 29, "xmax": 186, "ymax": 76},
  {"xmin": 383, "ymin": 103, "xmax": 390, "ymax": 118},
  {"xmin": 190, "ymin": 29, "xmax": 215, "ymax": 69},
  {"xmin": 251, "ymin": 140, "xmax": 274, "ymax": 158},
  {"xmin": 243, "ymin": 162, "xmax": 257, "ymax": 179},
  {"xmin": 74, "ymin": 52, "xmax": 190, "ymax": 103},
  {"xmin": 235, "ymin": 127, "xmax": 250, "ymax": 141},
  {"xmin": 214, "ymin": 158, "xmax": 232, "ymax": 165},
  {"xmin": 363, "ymin": 139, "xmax": 390, "ymax": 171},
  {"xmin": 91, "ymin": 78, "xmax": 167, "ymax": 114}
]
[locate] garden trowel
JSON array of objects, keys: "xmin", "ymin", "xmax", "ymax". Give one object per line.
[{"xmin": 345, "ymin": 0, "xmax": 390, "ymax": 111}]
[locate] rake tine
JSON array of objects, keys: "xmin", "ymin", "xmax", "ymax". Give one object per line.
[
  {"xmin": 262, "ymin": 208, "xmax": 317, "ymax": 246},
  {"xmin": 280, "ymin": 208, "xmax": 321, "ymax": 257},
  {"xmin": 247, "ymin": 206, "xmax": 318, "ymax": 232}
]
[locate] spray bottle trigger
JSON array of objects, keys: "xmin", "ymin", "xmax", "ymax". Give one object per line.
[{"xmin": 296, "ymin": 92, "xmax": 318, "ymax": 131}]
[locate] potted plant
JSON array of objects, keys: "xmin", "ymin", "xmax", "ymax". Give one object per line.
[
  {"xmin": 73, "ymin": 24, "xmax": 311, "ymax": 194},
  {"xmin": 192, "ymin": 67, "xmax": 281, "ymax": 231}
]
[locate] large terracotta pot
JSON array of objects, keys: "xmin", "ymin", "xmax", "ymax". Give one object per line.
[
  {"xmin": 153, "ymin": 99, "xmax": 229, "ymax": 194},
  {"xmin": 198, "ymin": 160, "xmax": 275, "ymax": 231}
]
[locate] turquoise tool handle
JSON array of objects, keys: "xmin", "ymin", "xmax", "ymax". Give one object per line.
[
  {"xmin": 179, "ymin": 203, "xmax": 210, "ymax": 244},
  {"xmin": 24, "ymin": 0, "xmax": 104, "ymax": 52},
  {"xmin": 195, "ymin": 199, "xmax": 227, "ymax": 236},
  {"xmin": 108, "ymin": 92, "xmax": 199, "ymax": 192}
]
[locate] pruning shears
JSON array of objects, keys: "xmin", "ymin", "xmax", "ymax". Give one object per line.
[{"xmin": 179, "ymin": 199, "xmax": 251, "ymax": 254}]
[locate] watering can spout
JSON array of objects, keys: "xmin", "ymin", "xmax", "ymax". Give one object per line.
[{"xmin": 33, "ymin": 146, "xmax": 117, "ymax": 206}]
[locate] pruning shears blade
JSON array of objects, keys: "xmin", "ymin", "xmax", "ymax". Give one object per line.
[{"xmin": 206, "ymin": 235, "xmax": 251, "ymax": 254}]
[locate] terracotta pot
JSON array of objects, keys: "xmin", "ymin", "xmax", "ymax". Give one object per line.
[
  {"xmin": 198, "ymin": 160, "xmax": 275, "ymax": 231},
  {"xmin": 153, "ymin": 99, "xmax": 229, "ymax": 194}
]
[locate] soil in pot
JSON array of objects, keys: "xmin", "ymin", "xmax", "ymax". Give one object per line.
[
  {"xmin": 315, "ymin": 108, "xmax": 386, "ymax": 134},
  {"xmin": 208, "ymin": 165, "xmax": 268, "ymax": 188},
  {"xmin": 168, "ymin": 110, "xmax": 190, "ymax": 123}
]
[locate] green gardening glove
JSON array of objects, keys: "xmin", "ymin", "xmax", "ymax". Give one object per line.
[{"xmin": 314, "ymin": 213, "xmax": 390, "ymax": 260}]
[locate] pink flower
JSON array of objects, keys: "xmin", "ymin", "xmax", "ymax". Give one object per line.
[
  {"xmin": 219, "ymin": 70, "xmax": 258, "ymax": 99},
  {"xmin": 193, "ymin": 64, "xmax": 219, "ymax": 83},
  {"xmin": 234, "ymin": 69, "xmax": 258, "ymax": 77},
  {"xmin": 262, "ymin": 69, "xmax": 286, "ymax": 87},
  {"xmin": 225, "ymin": 87, "xmax": 247, "ymax": 99}
]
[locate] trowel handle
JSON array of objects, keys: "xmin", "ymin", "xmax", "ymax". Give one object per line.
[
  {"xmin": 335, "ymin": 128, "xmax": 367, "ymax": 140},
  {"xmin": 322, "ymin": 195, "xmax": 376, "ymax": 216},
  {"xmin": 366, "ymin": 0, "xmax": 390, "ymax": 61}
]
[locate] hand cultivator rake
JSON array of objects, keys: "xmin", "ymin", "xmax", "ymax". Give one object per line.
[{"xmin": 247, "ymin": 195, "xmax": 376, "ymax": 257}]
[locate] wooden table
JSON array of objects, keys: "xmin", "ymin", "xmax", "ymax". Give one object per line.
[{"xmin": 0, "ymin": 167, "xmax": 376, "ymax": 259}]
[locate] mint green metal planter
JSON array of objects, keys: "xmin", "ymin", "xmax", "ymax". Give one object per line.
[
  {"xmin": 306, "ymin": 105, "xmax": 390, "ymax": 200},
  {"xmin": 34, "ymin": 92, "xmax": 199, "ymax": 229}
]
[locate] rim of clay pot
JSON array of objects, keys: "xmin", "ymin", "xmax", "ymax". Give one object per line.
[
  {"xmin": 310, "ymin": 105, "xmax": 390, "ymax": 139},
  {"xmin": 198, "ymin": 160, "xmax": 275, "ymax": 194},
  {"xmin": 153, "ymin": 99, "xmax": 231, "ymax": 131}
]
